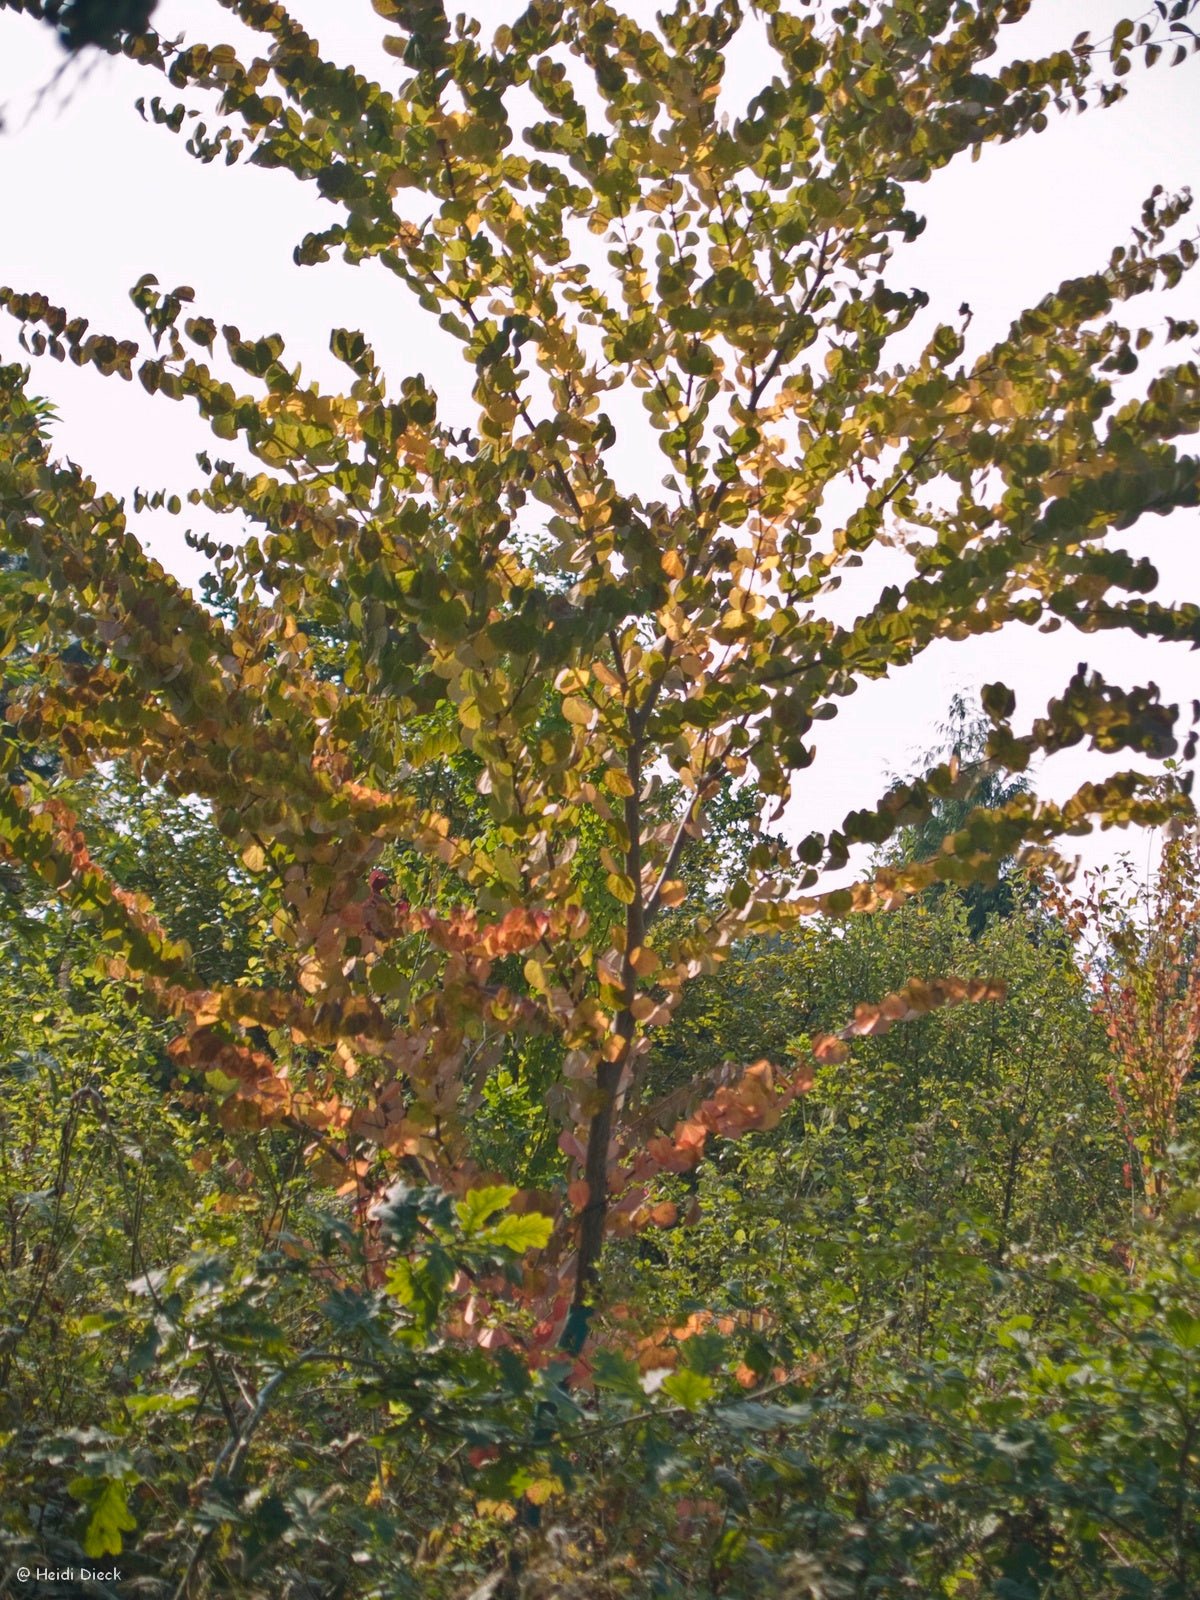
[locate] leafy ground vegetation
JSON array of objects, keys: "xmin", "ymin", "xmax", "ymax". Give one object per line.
[{"xmin": 1, "ymin": 1, "xmax": 1199, "ymax": 1595}]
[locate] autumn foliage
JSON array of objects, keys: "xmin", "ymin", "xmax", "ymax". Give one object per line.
[
  {"xmin": 1055, "ymin": 822, "xmax": 1200, "ymax": 1205},
  {"xmin": 2, "ymin": 0, "xmax": 1199, "ymax": 1386}
]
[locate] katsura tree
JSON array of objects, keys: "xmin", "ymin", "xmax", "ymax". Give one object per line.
[{"xmin": 2, "ymin": 0, "xmax": 1200, "ymax": 1346}]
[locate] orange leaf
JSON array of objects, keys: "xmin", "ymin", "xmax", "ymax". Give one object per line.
[{"xmin": 812, "ymin": 1033, "xmax": 850, "ymax": 1064}]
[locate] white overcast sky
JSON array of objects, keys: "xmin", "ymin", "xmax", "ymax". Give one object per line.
[{"xmin": 1, "ymin": 0, "xmax": 1198, "ymax": 881}]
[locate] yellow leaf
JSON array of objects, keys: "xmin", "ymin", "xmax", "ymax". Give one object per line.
[
  {"xmin": 523, "ymin": 956, "xmax": 549, "ymax": 991},
  {"xmin": 630, "ymin": 945, "xmax": 661, "ymax": 977},
  {"xmin": 605, "ymin": 871, "xmax": 637, "ymax": 905},
  {"xmin": 474, "ymin": 1499, "xmax": 517, "ymax": 1522},
  {"xmin": 524, "ymin": 1475, "xmax": 563, "ymax": 1506},
  {"xmin": 561, "ymin": 697, "xmax": 596, "ymax": 727}
]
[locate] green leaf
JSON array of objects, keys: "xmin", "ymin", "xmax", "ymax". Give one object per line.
[
  {"xmin": 481, "ymin": 1211, "xmax": 554, "ymax": 1254},
  {"xmin": 591, "ymin": 1347, "xmax": 644, "ymax": 1398},
  {"xmin": 385, "ymin": 1258, "xmax": 416, "ymax": 1307},
  {"xmin": 662, "ymin": 1369, "xmax": 714, "ymax": 1412},
  {"xmin": 1166, "ymin": 1307, "xmax": 1200, "ymax": 1349},
  {"xmin": 124, "ymin": 1393, "xmax": 196, "ymax": 1419},
  {"xmin": 69, "ymin": 1476, "xmax": 137, "ymax": 1557},
  {"xmin": 457, "ymin": 1184, "xmax": 519, "ymax": 1236}
]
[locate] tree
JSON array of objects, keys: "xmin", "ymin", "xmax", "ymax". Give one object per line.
[
  {"xmin": 886, "ymin": 692, "xmax": 1032, "ymax": 935},
  {"xmin": 631, "ymin": 881, "xmax": 1122, "ymax": 1341},
  {"xmin": 2, "ymin": 0, "xmax": 1200, "ymax": 1347},
  {"xmin": 1058, "ymin": 816, "xmax": 1200, "ymax": 1207}
]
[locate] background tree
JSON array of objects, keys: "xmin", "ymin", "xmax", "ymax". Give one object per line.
[
  {"xmin": 884, "ymin": 691, "xmax": 1032, "ymax": 935},
  {"xmin": 1057, "ymin": 817, "xmax": 1200, "ymax": 1207}
]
